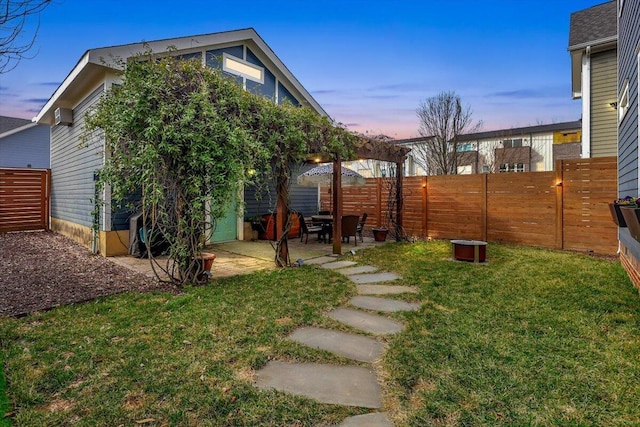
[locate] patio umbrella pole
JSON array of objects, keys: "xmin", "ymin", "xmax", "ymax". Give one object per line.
[{"xmin": 332, "ymin": 158, "xmax": 342, "ymax": 255}]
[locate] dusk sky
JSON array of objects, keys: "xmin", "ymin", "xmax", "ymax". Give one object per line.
[{"xmin": 0, "ymin": 0, "xmax": 606, "ymax": 139}]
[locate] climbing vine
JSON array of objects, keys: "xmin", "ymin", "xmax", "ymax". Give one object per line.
[{"xmin": 84, "ymin": 51, "xmax": 356, "ymax": 283}]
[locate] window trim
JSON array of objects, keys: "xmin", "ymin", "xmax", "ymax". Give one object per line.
[
  {"xmin": 222, "ymin": 53, "xmax": 264, "ymax": 84},
  {"xmin": 619, "ymin": 79, "xmax": 629, "ymax": 122}
]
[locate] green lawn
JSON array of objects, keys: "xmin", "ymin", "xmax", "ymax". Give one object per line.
[
  {"xmin": 355, "ymin": 242, "xmax": 640, "ymax": 426},
  {"xmin": 1, "ymin": 242, "xmax": 639, "ymax": 426}
]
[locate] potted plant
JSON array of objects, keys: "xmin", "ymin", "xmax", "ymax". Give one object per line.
[
  {"xmin": 195, "ymin": 252, "xmax": 216, "ymax": 283},
  {"xmin": 609, "ymin": 196, "xmax": 638, "ymax": 227},
  {"xmin": 618, "ymin": 197, "xmax": 640, "ymax": 243},
  {"xmin": 372, "ymin": 226, "xmax": 389, "ymax": 242}
]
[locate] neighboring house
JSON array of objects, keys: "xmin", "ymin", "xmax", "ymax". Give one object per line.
[
  {"xmin": 0, "ymin": 116, "xmax": 50, "ymax": 168},
  {"xmin": 616, "ymin": 0, "xmax": 640, "ymax": 290},
  {"xmin": 34, "ymin": 28, "xmax": 325, "ymax": 256},
  {"xmin": 385, "ymin": 121, "xmax": 581, "ymax": 176},
  {"xmin": 569, "ymin": 1, "xmax": 618, "ymax": 158}
]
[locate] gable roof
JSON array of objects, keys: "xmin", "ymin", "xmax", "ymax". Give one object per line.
[
  {"xmin": 0, "ymin": 116, "xmax": 31, "ymax": 134},
  {"xmin": 35, "ymin": 28, "xmax": 326, "ymax": 125},
  {"xmin": 568, "ymin": 1, "xmax": 617, "ymax": 50}
]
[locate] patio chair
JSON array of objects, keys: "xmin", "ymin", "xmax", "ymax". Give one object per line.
[
  {"xmin": 356, "ymin": 212, "xmax": 368, "ymax": 242},
  {"xmin": 341, "ymin": 214, "xmax": 360, "ymax": 246},
  {"xmin": 298, "ymin": 212, "xmax": 323, "ymax": 244}
]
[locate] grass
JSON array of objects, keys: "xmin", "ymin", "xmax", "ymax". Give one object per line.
[
  {"xmin": 1, "ymin": 242, "xmax": 639, "ymax": 426},
  {"xmin": 0, "ymin": 351, "xmax": 9, "ymax": 427},
  {"xmin": 354, "ymin": 242, "xmax": 640, "ymax": 426},
  {"xmin": 0, "ymin": 268, "xmax": 366, "ymax": 426}
]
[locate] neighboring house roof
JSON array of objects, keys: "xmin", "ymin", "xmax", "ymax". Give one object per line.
[
  {"xmin": 35, "ymin": 28, "xmax": 326, "ymax": 125},
  {"xmin": 393, "ymin": 120, "xmax": 582, "ymax": 146},
  {"xmin": 455, "ymin": 120, "xmax": 582, "ymax": 142},
  {"xmin": 568, "ymin": 1, "xmax": 617, "ymax": 50},
  {"xmin": 568, "ymin": 1, "xmax": 617, "ymax": 98},
  {"xmin": 0, "ymin": 116, "xmax": 31, "ymax": 134}
]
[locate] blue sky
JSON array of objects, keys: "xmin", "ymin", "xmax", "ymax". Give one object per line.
[{"xmin": 0, "ymin": 0, "xmax": 605, "ymax": 138}]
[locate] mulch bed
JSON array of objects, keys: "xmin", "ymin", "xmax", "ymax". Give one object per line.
[{"xmin": 0, "ymin": 231, "xmax": 178, "ymax": 317}]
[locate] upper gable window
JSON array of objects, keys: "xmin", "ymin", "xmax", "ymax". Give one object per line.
[
  {"xmin": 502, "ymin": 138, "xmax": 523, "ymax": 148},
  {"xmin": 619, "ymin": 79, "xmax": 629, "ymax": 122},
  {"xmin": 223, "ymin": 53, "xmax": 264, "ymax": 84}
]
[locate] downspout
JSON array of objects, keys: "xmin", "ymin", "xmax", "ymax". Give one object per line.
[{"xmin": 581, "ymin": 46, "xmax": 591, "ymax": 158}]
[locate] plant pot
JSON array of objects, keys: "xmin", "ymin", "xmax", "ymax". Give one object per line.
[
  {"xmin": 609, "ymin": 203, "xmax": 628, "ymax": 227},
  {"xmin": 620, "ymin": 207, "xmax": 640, "ymax": 242},
  {"xmin": 372, "ymin": 228, "xmax": 388, "ymax": 242},
  {"xmin": 196, "ymin": 252, "xmax": 216, "ymax": 282}
]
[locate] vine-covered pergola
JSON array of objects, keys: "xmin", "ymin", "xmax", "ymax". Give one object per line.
[{"xmin": 273, "ymin": 136, "xmax": 410, "ymax": 262}]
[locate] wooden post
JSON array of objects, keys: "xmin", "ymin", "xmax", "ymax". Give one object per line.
[
  {"xmin": 332, "ymin": 158, "xmax": 342, "ymax": 255},
  {"xmin": 422, "ymin": 176, "xmax": 428, "ymax": 237},
  {"xmin": 481, "ymin": 174, "xmax": 487, "ymax": 241},
  {"xmin": 276, "ymin": 167, "xmax": 289, "ymax": 266},
  {"xmin": 555, "ymin": 159, "xmax": 564, "ymax": 250},
  {"xmin": 396, "ymin": 161, "xmax": 403, "ymax": 241},
  {"xmin": 376, "ymin": 178, "xmax": 382, "ymax": 227}
]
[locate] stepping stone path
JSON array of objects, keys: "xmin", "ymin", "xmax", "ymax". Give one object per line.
[{"xmin": 254, "ymin": 255, "xmax": 420, "ymax": 426}]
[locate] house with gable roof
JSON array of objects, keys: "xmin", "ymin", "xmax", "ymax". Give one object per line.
[
  {"xmin": 34, "ymin": 28, "xmax": 326, "ymax": 255},
  {"xmin": 0, "ymin": 116, "xmax": 50, "ymax": 168},
  {"xmin": 568, "ymin": 1, "xmax": 618, "ymax": 159}
]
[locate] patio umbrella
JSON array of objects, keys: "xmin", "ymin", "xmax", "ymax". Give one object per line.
[{"xmin": 296, "ymin": 164, "xmax": 366, "ymax": 187}]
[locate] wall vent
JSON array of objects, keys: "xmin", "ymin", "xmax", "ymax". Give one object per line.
[{"xmin": 54, "ymin": 107, "xmax": 73, "ymax": 126}]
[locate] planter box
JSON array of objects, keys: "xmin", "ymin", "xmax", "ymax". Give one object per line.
[
  {"xmin": 609, "ymin": 203, "xmax": 628, "ymax": 227},
  {"xmin": 621, "ymin": 207, "xmax": 640, "ymax": 242}
]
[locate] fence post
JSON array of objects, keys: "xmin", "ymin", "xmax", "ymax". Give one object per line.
[
  {"xmin": 422, "ymin": 176, "xmax": 428, "ymax": 237},
  {"xmin": 481, "ymin": 174, "xmax": 488, "ymax": 241},
  {"xmin": 376, "ymin": 178, "xmax": 382, "ymax": 227},
  {"xmin": 555, "ymin": 160, "xmax": 564, "ymax": 250}
]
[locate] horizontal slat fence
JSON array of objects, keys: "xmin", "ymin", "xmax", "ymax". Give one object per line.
[
  {"xmin": 320, "ymin": 157, "xmax": 618, "ymax": 255},
  {"xmin": 0, "ymin": 168, "xmax": 51, "ymax": 232}
]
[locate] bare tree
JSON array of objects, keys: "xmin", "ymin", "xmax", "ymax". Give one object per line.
[
  {"xmin": 0, "ymin": 0, "xmax": 52, "ymax": 73},
  {"xmin": 413, "ymin": 91, "xmax": 482, "ymax": 175}
]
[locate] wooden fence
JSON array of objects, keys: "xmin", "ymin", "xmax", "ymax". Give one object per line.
[
  {"xmin": 0, "ymin": 168, "xmax": 51, "ymax": 232},
  {"xmin": 321, "ymin": 157, "xmax": 618, "ymax": 255}
]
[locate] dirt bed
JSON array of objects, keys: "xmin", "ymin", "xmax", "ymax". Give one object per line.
[{"xmin": 0, "ymin": 231, "xmax": 177, "ymax": 317}]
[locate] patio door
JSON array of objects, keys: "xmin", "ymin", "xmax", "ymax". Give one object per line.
[{"xmin": 211, "ymin": 199, "xmax": 237, "ymax": 243}]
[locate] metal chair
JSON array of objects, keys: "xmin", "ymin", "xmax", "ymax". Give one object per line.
[
  {"xmin": 356, "ymin": 212, "xmax": 368, "ymax": 242},
  {"xmin": 298, "ymin": 212, "xmax": 323, "ymax": 244}
]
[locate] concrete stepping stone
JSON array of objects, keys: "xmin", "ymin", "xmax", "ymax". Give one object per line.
[
  {"xmin": 328, "ymin": 308, "xmax": 404, "ymax": 335},
  {"xmin": 350, "ymin": 296, "xmax": 421, "ymax": 313},
  {"xmin": 338, "ymin": 412, "xmax": 393, "ymax": 426},
  {"xmin": 335, "ymin": 265, "xmax": 378, "ymax": 275},
  {"xmin": 305, "ymin": 256, "xmax": 337, "ymax": 265},
  {"xmin": 321, "ymin": 260, "xmax": 358, "ymax": 270},
  {"xmin": 348, "ymin": 272, "xmax": 401, "ymax": 284},
  {"xmin": 254, "ymin": 361, "xmax": 381, "ymax": 408},
  {"xmin": 288, "ymin": 327, "xmax": 384, "ymax": 362},
  {"xmin": 357, "ymin": 284, "xmax": 418, "ymax": 295}
]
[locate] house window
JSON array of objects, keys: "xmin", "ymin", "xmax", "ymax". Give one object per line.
[
  {"xmin": 499, "ymin": 163, "xmax": 525, "ymax": 173},
  {"xmin": 481, "ymin": 165, "xmax": 490, "ymax": 173},
  {"xmin": 457, "ymin": 165, "xmax": 472, "ymax": 174},
  {"xmin": 456, "ymin": 142, "xmax": 474, "ymax": 152},
  {"xmin": 223, "ymin": 53, "xmax": 264, "ymax": 84},
  {"xmin": 619, "ymin": 79, "xmax": 629, "ymax": 122},
  {"xmin": 502, "ymin": 138, "xmax": 523, "ymax": 148}
]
